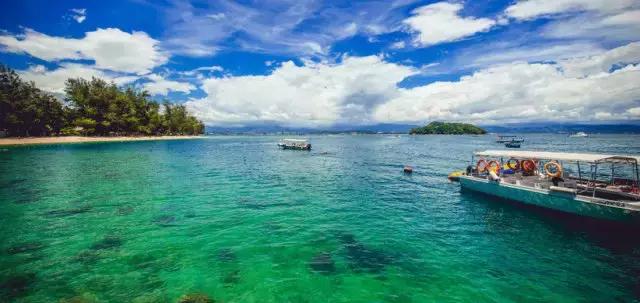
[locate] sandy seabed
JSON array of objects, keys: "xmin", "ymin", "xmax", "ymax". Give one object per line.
[{"xmin": 0, "ymin": 135, "xmax": 202, "ymax": 146}]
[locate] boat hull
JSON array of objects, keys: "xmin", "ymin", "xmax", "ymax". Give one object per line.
[{"xmin": 459, "ymin": 176, "xmax": 640, "ymax": 223}]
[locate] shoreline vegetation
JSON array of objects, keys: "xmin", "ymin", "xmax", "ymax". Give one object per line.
[
  {"xmin": 0, "ymin": 135, "xmax": 201, "ymax": 146},
  {"xmin": 0, "ymin": 64, "xmax": 204, "ymax": 138},
  {"xmin": 410, "ymin": 121, "xmax": 487, "ymax": 135}
]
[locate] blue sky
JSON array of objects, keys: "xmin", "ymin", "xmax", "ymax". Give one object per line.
[{"xmin": 1, "ymin": 0, "xmax": 639, "ymax": 126}]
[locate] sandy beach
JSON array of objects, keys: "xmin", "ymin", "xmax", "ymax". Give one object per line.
[{"xmin": 0, "ymin": 135, "xmax": 202, "ymax": 146}]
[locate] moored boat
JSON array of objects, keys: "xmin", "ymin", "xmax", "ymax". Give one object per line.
[
  {"xmin": 569, "ymin": 132, "xmax": 588, "ymax": 138},
  {"xmin": 456, "ymin": 150, "xmax": 640, "ymax": 223},
  {"xmin": 277, "ymin": 138, "xmax": 311, "ymax": 150},
  {"xmin": 496, "ymin": 135, "xmax": 524, "ymax": 143}
]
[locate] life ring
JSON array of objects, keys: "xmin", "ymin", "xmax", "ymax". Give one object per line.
[
  {"xmin": 487, "ymin": 160, "xmax": 500, "ymax": 173},
  {"xmin": 476, "ymin": 159, "xmax": 488, "ymax": 173},
  {"xmin": 506, "ymin": 158, "xmax": 520, "ymax": 170},
  {"xmin": 522, "ymin": 159, "xmax": 536, "ymax": 172},
  {"xmin": 544, "ymin": 161, "xmax": 562, "ymax": 178}
]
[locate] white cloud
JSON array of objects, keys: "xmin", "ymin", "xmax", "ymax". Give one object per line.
[
  {"xmin": 70, "ymin": 8, "xmax": 86, "ymax": 23},
  {"xmin": 403, "ymin": 2, "xmax": 495, "ymax": 47},
  {"xmin": 185, "ymin": 42, "xmax": 640, "ymax": 126},
  {"xmin": 390, "ymin": 41, "xmax": 406, "ymax": 49},
  {"xmin": 374, "ymin": 44, "xmax": 640, "ymax": 124},
  {"xmin": 505, "ymin": 0, "xmax": 635, "ymax": 20},
  {"xmin": 206, "ymin": 13, "xmax": 225, "ymax": 20},
  {"xmin": 142, "ymin": 74, "xmax": 196, "ymax": 95},
  {"xmin": 0, "ymin": 28, "xmax": 168, "ymax": 74},
  {"xmin": 18, "ymin": 64, "xmax": 138, "ymax": 94},
  {"xmin": 186, "ymin": 55, "xmax": 417, "ymax": 126},
  {"xmin": 542, "ymin": 10, "xmax": 640, "ymax": 42}
]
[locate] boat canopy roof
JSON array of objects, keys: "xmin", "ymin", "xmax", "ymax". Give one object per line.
[
  {"xmin": 281, "ymin": 138, "xmax": 308, "ymax": 143},
  {"xmin": 475, "ymin": 150, "xmax": 640, "ymax": 164}
]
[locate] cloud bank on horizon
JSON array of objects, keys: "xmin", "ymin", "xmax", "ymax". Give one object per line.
[{"xmin": 1, "ymin": 0, "xmax": 639, "ymax": 126}]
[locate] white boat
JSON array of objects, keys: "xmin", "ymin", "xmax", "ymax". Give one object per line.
[
  {"xmin": 456, "ymin": 150, "xmax": 640, "ymax": 224},
  {"xmin": 496, "ymin": 135, "xmax": 524, "ymax": 143},
  {"xmin": 569, "ymin": 132, "xmax": 588, "ymax": 138},
  {"xmin": 277, "ymin": 138, "xmax": 311, "ymax": 150}
]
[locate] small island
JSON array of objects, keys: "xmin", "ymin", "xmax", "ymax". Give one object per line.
[{"xmin": 409, "ymin": 122, "xmax": 487, "ymax": 135}]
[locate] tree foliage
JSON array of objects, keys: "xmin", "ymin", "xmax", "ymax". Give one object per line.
[
  {"xmin": 409, "ymin": 121, "xmax": 487, "ymax": 135},
  {"xmin": 0, "ymin": 64, "xmax": 204, "ymax": 137},
  {"xmin": 0, "ymin": 64, "xmax": 66, "ymax": 136}
]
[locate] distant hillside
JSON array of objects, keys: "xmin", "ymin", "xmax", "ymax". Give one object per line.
[
  {"xmin": 205, "ymin": 123, "xmax": 418, "ymax": 134},
  {"xmin": 483, "ymin": 123, "xmax": 640, "ymax": 134},
  {"xmin": 409, "ymin": 122, "xmax": 487, "ymax": 135}
]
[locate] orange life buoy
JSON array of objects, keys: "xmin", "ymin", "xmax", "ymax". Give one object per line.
[
  {"xmin": 487, "ymin": 160, "xmax": 500, "ymax": 173},
  {"xmin": 506, "ymin": 158, "xmax": 520, "ymax": 170},
  {"xmin": 544, "ymin": 161, "xmax": 562, "ymax": 178},
  {"xmin": 476, "ymin": 159, "xmax": 488, "ymax": 173},
  {"xmin": 522, "ymin": 159, "xmax": 536, "ymax": 172}
]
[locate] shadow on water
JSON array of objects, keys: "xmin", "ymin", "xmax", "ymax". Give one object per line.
[{"xmin": 460, "ymin": 189, "xmax": 640, "ymax": 254}]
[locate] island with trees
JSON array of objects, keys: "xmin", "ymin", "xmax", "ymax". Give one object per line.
[
  {"xmin": 0, "ymin": 64, "xmax": 204, "ymax": 141},
  {"xmin": 409, "ymin": 122, "xmax": 487, "ymax": 135}
]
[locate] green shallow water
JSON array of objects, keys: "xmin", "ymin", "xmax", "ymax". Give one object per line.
[{"xmin": 1, "ymin": 134, "xmax": 639, "ymax": 302}]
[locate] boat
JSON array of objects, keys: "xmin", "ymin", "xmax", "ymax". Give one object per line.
[
  {"xmin": 569, "ymin": 132, "xmax": 588, "ymax": 138},
  {"xmin": 455, "ymin": 150, "xmax": 640, "ymax": 224},
  {"xmin": 277, "ymin": 139, "xmax": 311, "ymax": 150},
  {"xmin": 505, "ymin": 141, "xmax": 521, "ymax": 148},
  {"xmin": 496, "ymin": 135, "xmax": 524, "ymax": 143}
]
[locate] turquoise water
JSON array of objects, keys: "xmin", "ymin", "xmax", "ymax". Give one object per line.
[{"xmin": 1, "ymin": 134, "xmax": 639, "ymax": 302}]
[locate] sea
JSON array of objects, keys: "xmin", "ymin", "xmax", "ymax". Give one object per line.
[{"xmin": 1, "ymin": 134, "xmax": 639, "ymax": 302}]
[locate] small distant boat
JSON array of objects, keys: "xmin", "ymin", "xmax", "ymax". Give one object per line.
[
  {"xmin": 277, "ymin": 139, "xmax": 311, "ymax": 150},
  {"xmin": 505, "ymin": 141, "xmax": 521, "ymax": 148},
  {"xmin": 569, "ymin": 132, "xmax": 588, "ymax": 138},
  {"xmin": 496, "ymin": 135, "xmax": 524, "ymax": 143}
]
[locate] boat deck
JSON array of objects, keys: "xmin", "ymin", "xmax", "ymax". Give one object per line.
[{"xmin": 470, "ymin": 173, "xmax": 640, "ymax": 204}]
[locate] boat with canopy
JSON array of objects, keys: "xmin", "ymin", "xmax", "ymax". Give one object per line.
[
  {"xmin": 456, "ymin": 150, "xmax": 640, "ymax": 223},
  {"xmin": 277, "ymin": 139, "xmax": 311, "ymax": 150}
]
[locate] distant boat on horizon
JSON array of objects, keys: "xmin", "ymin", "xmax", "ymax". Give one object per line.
[{"xmin": 569, "ymin": 132, "xmax": 588, "ymax": 138}]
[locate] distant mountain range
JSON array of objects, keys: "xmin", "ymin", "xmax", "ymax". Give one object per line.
[{"xmin": 205, "ymin": 122, "xmax": 640, "ymax": 134}]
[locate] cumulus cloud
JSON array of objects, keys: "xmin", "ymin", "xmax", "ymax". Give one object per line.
[
  {"xmin": 0, "ymin": 28, "xmax": 168, "ymax": 74},
  {"xmin": 374, "ymin": 45, "xmax": 640, "ymax": 124},
  {"xmin": 70, "ymin": 8, "xmax": 86, "ymax": 23},
  {"xmin": 186, "ymin": 55, "xmax": 417, "ymax": 126},
  {"xmin": 403, "ymin": 2, "xmax": 495, "ymax": 47},
  {"xmin": 186, "ymin": 42, "xmax": 640, "ymax": 126},
  {"xmin": 142, "ymin": 74, "xmax": 196, "ymax": 95},
  {"xmin": 18, "ymin": 64, "xmax": 138, "ymax": 94}
]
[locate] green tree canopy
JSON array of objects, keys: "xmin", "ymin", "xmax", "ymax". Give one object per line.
[
  {"xmin": 0, "ymin": 64, "xmax": 204, "ymax": 137},
  {"xmin": 409, "ymin": 122, "xmax": 487, "ymax": 135}
]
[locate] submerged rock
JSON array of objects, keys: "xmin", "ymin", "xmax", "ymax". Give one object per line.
[
  {"xmin": 222, "ymin": 270, "xmax": 240, "ymax": 285},
  {"xmin": 90, "ymin": 236, "xmax": 123, "ymax": 250},
  {"xmin": 153, "ymin": 215, "xmax": 177, "ymax": 227},
  {"xmin": 0, "ymin": 272, "xmax": 36, "ymax": 300},
  {"xmin": 75, "ymin": 250, "xmax": 101, "ymax": 265},
  {"xmin": 45, "ymin": 206, "xmax": 92, "ymax": 217},
  {"xmin": 308, "ymin": 252, "xmax": 336, "ymax": 274},
  {"xmin": 116, "ymin": 206, "xmax": 134, "ymax": 215},
  {"xmin": 59, "ymin": 293, "xmax": 99, "ymax": 303},
  {"xmin": 177, "ymin": 293, "xmax": 213, "ymax": 303},
  {"xmin": 216, "ymin": 248, "xmax": 237, "ymax": 263},
  {"xmin": 6, "ymin": 241, "xmax": 45, "ymax": 255},
  {"xmin": 338, "ymin": 233, "xmax": 392, "ymax": 274}
]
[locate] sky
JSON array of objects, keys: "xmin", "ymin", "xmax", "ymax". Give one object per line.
[{"xmin": 1, "ymin": 0, "xmax": 640, "ymax": 127}]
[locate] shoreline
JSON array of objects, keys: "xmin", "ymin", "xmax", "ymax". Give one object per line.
[{"xmin": 0, "ymin": 135, "xmax": 202, "ymax": 146}]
